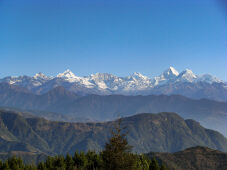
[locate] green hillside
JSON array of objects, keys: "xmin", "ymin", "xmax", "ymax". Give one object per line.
[
  {"xmin": 148, "ymin": 146, "xmax": 227, "ymax": 170},
  {"xmin": 0, "ymin": 110, "xmax": 227, "ymax": 157}
]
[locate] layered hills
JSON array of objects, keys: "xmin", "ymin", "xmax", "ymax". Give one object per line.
[
  {"xmin": 0, "ymin": 83, "xmax": 227, "ymax": 136},
  {"xmin": 0, "ymin": 110, "xmax": 227, "ymax": 157}
]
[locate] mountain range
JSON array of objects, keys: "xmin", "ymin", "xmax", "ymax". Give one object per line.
[
  {"xmin": 1, "ymin": 67, "xmax": 227, "ymax": 101},
  {"xmin": 1, "ymin": 110, "xmax": 227, "ymax": 156},
  {"xmin": 0, "ymin": 83, "xmax": 227, "ymax": 136}
]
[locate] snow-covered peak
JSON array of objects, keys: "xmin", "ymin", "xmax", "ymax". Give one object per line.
[
  {"xmin": 197, "ymin": 74, "xmax": 222, "ymax": 84},
  {"xmin": 162, "ymin": 66, "xmax": 179, "ymax": 79},
  {"xmin": 56, "ymin": 69, "xmax": 82, "ymax": 83},
  {"xmin": 0, "ymin": 67, "xmax": 225, "ymax": 95},
  {"xmin": 177, "ymin": 69, "xmax": 197, "ymax": 82},
  {"xmin": 89, "ymin": 73, "xmax": 117, "ymax": 81},
  {"xmin": 180, "ymin": 69, "xmax": 196, "ymax": 77},
  {"xmin": 131, "ymin": 72, "xmax": 149, "ymax": 80},
  {"xmin": 153, "ymin": 67, "xmax": 179, "ymax": 86},
  {"xmin": 57, "ymin": 69, "xmax": 78, "ymax": 79},
  {"xmin": 88, "ymin": 73, "xmax": 117, "ymax": 90},
  {"xmin": 168, "ymin": 66, "xmax": 179, "ymax": 76},
  {"xmin": 33, "ymin": 72, "xmax": 49, "ymax": 80}
]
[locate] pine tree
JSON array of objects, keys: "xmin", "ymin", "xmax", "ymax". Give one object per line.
[
  {"xmin": 37, "ymin": 162, "xmax": 47, "ymax": 170},
  {"xmin": 53, "ymin": 155, "xmax": 66, "ymax": 169},
  {"xmin": 0, "ymin": 160, "xmax": 2, "ymax": 169},
  {"xmin": 7, "ymin": 156, "xmax": 25, "ymax": 170},
  {"xmin": 102, "ymin": 118, "xmax": 137, "ymax": 170},
  {"xmin": 45, "ymin": 156, "xmax": 55, "ymax": 170},
  {"xmin": 2, "ymin": 161, "xmax": 11, "ymax": 170},
  {"xmin": 136, "ymin": 154, "xmax": 150, "ymax": 170},
  {"xmin": 160, "ymin": 165, "xmax": 167, "ymax": 170},
  {"xmin": 149, "ymin": 158, "xmax": 160, "ymax": 170},
  {"xmin": 24, "ymin": 164, "xmax": 38, "ymax": 170},
  {"xmin": 73, "ymin": 151, "xmax": 88, "ymax": 169},
  {"xmin": 65, "ymin": 154, "xmax": 75, "ymax": 170}
]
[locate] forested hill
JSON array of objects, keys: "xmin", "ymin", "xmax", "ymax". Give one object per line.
[
  {"xmin": 0, "ymin": 110, "xmax": 227, "ymax": 156},
  {"xmin": 148, "ymin": 146, "xmax": 227, "ymax": 170}
]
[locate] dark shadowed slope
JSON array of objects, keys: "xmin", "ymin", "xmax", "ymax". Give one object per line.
[{"xmin": 148, "ymin": 146, "xmax": 227, "ymax": 170}]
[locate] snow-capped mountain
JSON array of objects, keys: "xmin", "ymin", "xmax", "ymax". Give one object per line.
[
  {"xmin": 176, "ymin": 69, "xmax": 197, "ymax": 83},
  {"xmin": 34, "ymin": 72, "xmax": 51, "ymax": 80},
  {"xmin": 0, "ymin": 73, "xmax": 52, "ymax": 91},
  {"xmin": 153, "ymin": 67, "xmax": 179, "ymax": 86},
  {"xmin": 161, "ymin": 66, "xmax": 179, "ymax": 79},
  {"xmin": 0, "ymin": 67, "xmax": 226, "ymax": 101},
  {"xmin": 57, "ymin": 69, "xmax": 79, "ymax": 81},
  {"xmin": 196, "ymin": 74, "xmax": 222, "ymax": 84},
  {"xmin": 56, "ymin": 69, "xmax": 94, "ymax": 88}
]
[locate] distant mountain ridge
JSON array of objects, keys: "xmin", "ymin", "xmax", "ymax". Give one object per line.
[
  {"xmin": 0, "ymin": 83, "xmax": 227, "ymax": 136},
  {"xmin": 0, "ymin": 110, "xmax": 227, "ymax": 156},
  {"xmin": 1, "ymin": 67, "xmax": 226, "ymax": 101}
]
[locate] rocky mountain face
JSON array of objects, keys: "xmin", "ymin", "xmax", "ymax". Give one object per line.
[
  {"xmin": 1, "ymin": 67, "xmax": 226, "ymax": 101},
  {"xmin": 0, "ymin": 110, "xmax": 227, "ymax": 156},
  {"xmin": 148, "ymin": 146, "xmax": 227, "ymax": 170},
  {"xmin": 0, "ymin": 84, "xmax": 227, "ymax": 136}
]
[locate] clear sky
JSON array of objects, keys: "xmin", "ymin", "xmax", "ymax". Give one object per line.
[{"xmin": 0, "ymin": 0, "xmax": 227, "ymax": 80}]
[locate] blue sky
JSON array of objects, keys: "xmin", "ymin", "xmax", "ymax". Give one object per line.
[{"xmin": 0, "ymin": 0, "xmax": 227, "ymax": 80}]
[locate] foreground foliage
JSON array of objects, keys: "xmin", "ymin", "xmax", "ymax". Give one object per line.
[
  {"xmin": 0, "ymin": 119, "xmax": 167, "ymax": 170},
  {"xmin": 0, "ymin": 154, "xmax": 166, "ymax": 170}
]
